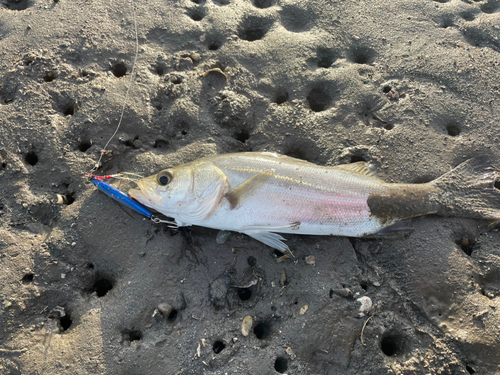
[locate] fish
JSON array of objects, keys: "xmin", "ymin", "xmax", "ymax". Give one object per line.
[{"xmin": 128, "ymin": 152, "xmax": 500, "ymax": 255}]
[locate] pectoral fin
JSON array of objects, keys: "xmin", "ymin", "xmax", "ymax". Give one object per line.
[{"xmin": 225, "ymin": 172, "xmax": 273, "ymax": 209}]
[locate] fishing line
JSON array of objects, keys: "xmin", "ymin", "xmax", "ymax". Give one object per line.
[
  {"xmin": 89, "ymin": 0, "xmax": 139, "ymax": 174},
  {"xmin": 87, "ymin": 0, "xmax": 178, "ymax": 226}
]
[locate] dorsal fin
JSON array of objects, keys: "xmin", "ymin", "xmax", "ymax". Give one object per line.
[{"xmin": 333, "ymin": 162, "xmax": 379, "ymax": 178}]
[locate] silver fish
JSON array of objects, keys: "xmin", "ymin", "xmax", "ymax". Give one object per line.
[{"xmin": 129, "ymin": 152, "xmax": 500, "ymax": 254}]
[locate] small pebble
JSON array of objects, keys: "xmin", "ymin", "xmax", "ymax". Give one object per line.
[
  {"xmin": 190, "ymin": 52, "xmax": 200, "ymax": 62},
  {"xmin": 299, "ymin": 305, "xmax": 308, "ymax": 315},
  {"xmin": 305, "ymin": 255, "xmax": 316, "ymax": 266},
  {"xmin": 280, "ymin": 269, "xmax": 287, "ymax": 287},
  {"xmin": 356, "ymin": 296, "xmax": 372, "ymax": 317},
  {"xmin": 56, "ymin": 194, "xmax": 66, "ymax": 204},
  {"xmin": 331, "ymin": 287, "xmax": 353, "ymax": 299},
  {"xmin": 241, "ymin": 315, "xmax": 252, "ymax": 336},
  {"xmin": 216, "ymin": 230, "xmax": 231, "ymax": 244}
]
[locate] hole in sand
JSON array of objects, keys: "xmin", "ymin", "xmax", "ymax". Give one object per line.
[
  {"xmin": 253, "ymin": 0, "xmax": 275, "ymax": 8},
  {"xmin": 213, "ymin": 0, "xmax": 230, "ymax": 4},
  {"xmin": 461, "ymin": 12, "xmax": 476, "ymax": 21},
  {"xmin": 171, "ymin": 76, "xmax": 183, "ymax": 84},
  {"xmin": 316, "ymin": 48, "xmax": 336, "ymax": 68},
  {"xmin": 155, "ymin": 65, "xmax": 165, "ymax": 76},
  {"xmin": 238, "ymin": 17, "xmax": 273, "ymax": 41},
  {"xmin": 154, "ymin": 139, "xmax": 169, "ymax": 148},
  {"xmin": 380, "ymin": 331, "xmax": 407, "ymax": 357},
  {"xmin": 175, "ymin": 120, "xmax": 190, "ymax": 136},
  {"xmin": 456, "ymin": 238, "xmax": 476, "ymax": 256},
  {"xmin": 93, "ymin": 278, "xmax": 113, "ymax": 297},
  {"xmin": 360, "ymin": 281, "xmax": 369, "ymax": 291},
  {"xmin": 188, "ymin": 9, "xmax": 204, "ymax": 21},
  {"xmin": 234, "ymin": 129, "xmax": 250, "ymax": 143},
  {"xmin": 494, "ymin": 180, "xmax": 500, "ymax": 190},
  {"xmin": 446, "ymin": 124, "xmax": 460, "ymax": 136},
  {"xmin": 129, "ymin": 330, "xmax": 142, "ymax": 341},
  {"xmin": 208, "ymin": 40, "xmax": 221, "ymax": 50},
  {"xmin": 86, "ymin": 262, "xmax": 94, "ymax": 269},
  {"xmin": 350, "ymin": 155, "xmax": 367, "ymax": 163},
  {"xmin": 60, "ymin": 313, "xmax": 72, "ymax": 331},
  {"xmin": 43, "ymin": 71, "xmax": 56, "ymax": 82},
  {"xmin": 122, "ymin": 329, "xmax": 142, "ymax": 342},
  {"xmin": 347, "ymin": 46, "xmax": 376, "ymax": 65},
  {"xmin": 274, "ymin": 90, "xmax": 288, "ymax": 104},
  {"xmin": 274, "ymin": 357, "xmax": 288, "ymax": 373},
  {"xmin": 22, "ymin": 273, "xmax": 34, "ymax": 284},
  {"xmin": 25, "ymin": 151, "xmax": 38, "ymax": 166},
  {"xmin": 466, "ymin": 364, "xmax": 476, "ymax": 374},
  {"xmin": 240, "ymin": 27, "xmax": 265, "ymax": 41},
  {"xmin": 254, "ymin": 322, "xmax": 271, "ymax": 340},
  {"xmin": 77, "ymin": 140, "xmax": 92, "ymax": 152},
  {"xmin": 481, "ymin": 1, "xmax": 500, "ymax": 14},
  {"xmin": 247, "ymin": 256, "xmax": 257, "ymax": 267},
  {"xmin": 307, "ymin": 86, "xmax": 331, "ymax": 112},
  {"xmin": 111, "ymin": 62, "xmax": 127, "ymax": 78},
  {"xmin": 167, "ymin": 309, "xmax": 178, "ymax": 321},
  {"xmin": 238, "ymin": 287, "xmax": 252, "ymax": 301},
  {"xmin": 383, "ymin": 85, "xmax": 392, "ymax": 93},
  {"xmin": 65, "ymin": 192, "xmax": 75, "ymax": 205},
  {"xmin": 3, "ymin": 0, "xmax": 30, "ymax": 10},
  {"xmin": 59, "ymin": 98, "xmax": 78, "ymax": 116},
  {"xmin": 213, "ymin": 340, "xmax": 225, "ymax": 353}
]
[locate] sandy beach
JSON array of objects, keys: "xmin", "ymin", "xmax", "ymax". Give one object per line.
[{"xmin": 1, "ymin": 0, "xmax": 500, "ymax": 373}]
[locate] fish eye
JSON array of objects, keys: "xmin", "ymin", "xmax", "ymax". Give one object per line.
[{"xmin": 156, "ymin": 170, "xmax": 173, "ymax": 186}]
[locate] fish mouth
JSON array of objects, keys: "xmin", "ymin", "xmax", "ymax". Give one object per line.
[{"xmin": 128, "ymin": 180, "xmax": 163, "ymax": 207}]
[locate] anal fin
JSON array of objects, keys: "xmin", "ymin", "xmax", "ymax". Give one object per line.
[{"xmin": 243, "ymin": 229, "xmax": 294, "ymax": 258}]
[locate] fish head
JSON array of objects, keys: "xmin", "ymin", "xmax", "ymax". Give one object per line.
[{"xmin": 129, "ymin": 161, "xmax": 228, "ymax": 223}]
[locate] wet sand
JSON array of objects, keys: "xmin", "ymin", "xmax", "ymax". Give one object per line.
[{"xmin": 1, "ymin": 0, "xmax": 500, "ymax": 373}]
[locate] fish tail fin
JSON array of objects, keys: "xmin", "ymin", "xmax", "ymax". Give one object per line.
[{"xmin": 431, "ymin": 155, "xmax": 500, "ymax": 223}]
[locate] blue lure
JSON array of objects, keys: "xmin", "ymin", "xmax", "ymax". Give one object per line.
[
  {"xmin": 91, "ymin": 178, "xmax": 178, "ymax": 227},
  {"xmin": 91, "ymin": 179, "xmax": 153, "ymax": 218}
]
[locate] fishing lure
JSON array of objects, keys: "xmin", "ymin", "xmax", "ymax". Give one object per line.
[{"xmin": 91, "ymin": 178, "xmax": 177, "ymax": 227}]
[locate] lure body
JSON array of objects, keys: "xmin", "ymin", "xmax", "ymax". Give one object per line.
[{"xmin": 91, "ymin": 179, "xmax": 153, "ymax": 218}]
